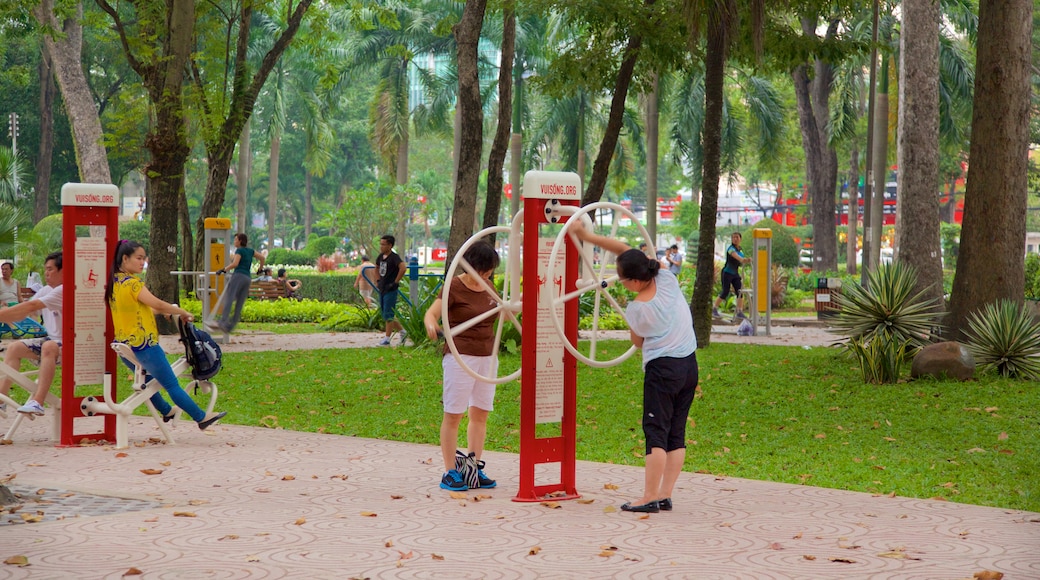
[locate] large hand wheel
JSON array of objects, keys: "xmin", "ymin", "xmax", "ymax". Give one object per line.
[
  {"xmin": 546, "ymin": 202, "xmax": 655, "ymax": 368},
  {"xmin": 441, "ymin": 224, "xmax": 523, "ymax": 384}
]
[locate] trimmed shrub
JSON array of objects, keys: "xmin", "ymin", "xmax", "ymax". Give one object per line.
[
  {"xmin": 748, "ymin": 219, "xmax": 800, "ymax": 267},
  {"xmin": 306, "ymin": 235, "xmax": 339, "ymax": 258}
]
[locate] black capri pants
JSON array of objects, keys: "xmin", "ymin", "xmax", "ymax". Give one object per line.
[{"xmin": 642, "ymin": 351, "xmax": 699, "ymax": 454}]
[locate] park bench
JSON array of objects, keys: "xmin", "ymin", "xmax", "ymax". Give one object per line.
[
  {"xmin": 19, "ymin": 287, "xmax": 36, "ymax": 302},
  {"xmin": 249, "ymin": 280, "xmax": 285, "ymax": 300}
]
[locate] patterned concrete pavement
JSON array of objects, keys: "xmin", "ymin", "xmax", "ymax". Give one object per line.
[
  {"xmin": 1, "ymin": 323, "xmax": 1037, "ymax": 578},
  {"xmin": 2, "ymin": 416, "xmax": 1038, "ymax": 579}
]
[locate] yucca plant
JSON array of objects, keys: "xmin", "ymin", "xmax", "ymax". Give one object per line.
[
  {"xmin": 831, "ymin": 262, "xmax": 942, "ymax": 383},
  {"xmin": 844, "ymin": 335, "xmax": 909, "ymax": 384},
  {"xmin": 964, "ymin": 299, "xmax": 1040, "ymax": 380},
  {"xmin": 831, "ymin": 261, "xmax": 942, "ymax": 349}
]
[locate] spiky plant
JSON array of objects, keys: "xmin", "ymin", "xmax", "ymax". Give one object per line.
[
  {"xmin": 964, "ymin": 300, "xmax": 1040, "ymax": 380},
  {"xmin": 831, "ymin": 261, "xmax": 942, "ymax": 351},
  {"xmin": 844, "ymin": 335, "xmax": 909, "ymax": 384}
]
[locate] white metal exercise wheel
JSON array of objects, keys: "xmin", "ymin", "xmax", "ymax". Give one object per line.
[
  {"xmin": 546, "ymin": 201, "xmax": 655, "ymax": 368},
  {"xmin": 440, "ymin": 221, "xmax": 523, "ymax": 384}
]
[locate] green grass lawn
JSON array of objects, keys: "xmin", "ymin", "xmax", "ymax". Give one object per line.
[{"xmin": 199, "ymin": 339, "xmax": 1038, "ymax": 513}]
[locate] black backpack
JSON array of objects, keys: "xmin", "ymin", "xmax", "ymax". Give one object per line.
[{"xmin": 178, "ymin": 319, "xmax": 222, "ymax": 381}]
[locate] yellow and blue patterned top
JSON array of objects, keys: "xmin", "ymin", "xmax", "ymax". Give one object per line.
[{"xmin": 109, "ymin": 273, "xmax": 159, "ymax": 349}]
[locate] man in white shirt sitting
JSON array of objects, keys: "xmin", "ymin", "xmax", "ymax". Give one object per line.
[{"xmin": 0, "ymin": 251, "xmax": 63, "ymax": 418}]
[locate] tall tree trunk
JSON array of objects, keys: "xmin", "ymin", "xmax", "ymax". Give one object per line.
[
  {"xmin": 895, "ymin": 0, "xmax": 943, "ymax": 309},
  {"xmin": 34, "ymin": 48, "xmax": 55, "ymax": 221},
  {"xmin": 178, "ymin": 178, "xmax": 194, "ymax": 272},
  {"xmin": 193, "ymin": 0, "xmax": 315, "ymax": 266},
  {"xmin": 268, "ymin": 129, "xmax": 281, "ymax": 254},
  {"xmin": 692, "ymin": 8, "xmax": 727, "ymax": 348},
  {"xmin": 811, "ymin": 36, "xmax": 838, "ymax": 272},
  {"xmin": 846, "ymin": 145, "xmax": 858, "ymax": 275},
  {"xmin": 446, "ymin": 0, "xmax": 488, "ymax": 265},
  {"xmin": 645, "ymin": 74, "xmax": 659, "ymax": 244},
  {"xmin": 236, "ymin": 119, "xmax": 251, "ymax": 232},
  {"xmin": 482, "ymin": 5, "xmax": 515, "ymax": 236},
  {"xmin": 791, "ymin": 64, "xmax": 827, "ymax": 271},
  {"xmin": 949, "ymin": 0, "xmax": 1032, "ymax": 337},
  {"xmin": 305, "ymin": 168, "xmax": 313, "ymax": 242},
  {"xmin": 869, "ymin": 56, "xmax": 890, "ymax": 271},
  {"xmin": 581, "ymin": 31, "xmax": 645, "ymax": 206},
  {"xmin": 35, "ymin": 0, "xmax": 111, "ymax": 184}
]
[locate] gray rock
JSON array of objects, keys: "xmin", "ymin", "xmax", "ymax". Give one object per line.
[{"xmin": 911, "ymin": 341, "xmax": 975, "ymax": 381}]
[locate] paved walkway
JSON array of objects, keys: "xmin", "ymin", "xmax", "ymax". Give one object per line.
[{"xmin": 1, "ymin": 323, "xmax": 1038, "ymax": 579}]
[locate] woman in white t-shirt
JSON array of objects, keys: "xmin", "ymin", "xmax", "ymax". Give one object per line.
[{"xmin": 570, "ymin": 221, "xmax": 698, "ymax": 515}]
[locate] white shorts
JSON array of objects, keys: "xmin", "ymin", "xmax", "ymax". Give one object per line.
[{"xmin": 442, "ymin": 354, "xmax": 497, "ymax": 414}]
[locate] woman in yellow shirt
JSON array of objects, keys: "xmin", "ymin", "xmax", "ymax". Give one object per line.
[{"xmin": 105, "ymin": 240, "xmax": 226, "ymax": 430}]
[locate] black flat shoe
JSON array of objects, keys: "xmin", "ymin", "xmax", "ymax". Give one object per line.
[
  {"xmin": 658, "ymin": 498, "xmax": 673, "ymax": 511},
  {"xmin": 620, "ymin": 500, "xmax": 660, "ymax": 513},
  {"xmin": 162, "ymin": 410, "xmax": 177, "ymax": 423},
  {"xmin": 198, "ymin": 411, "xmax": 227, "ymax": 431}
]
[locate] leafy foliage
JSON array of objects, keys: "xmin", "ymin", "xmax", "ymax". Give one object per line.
[
  {"xmin": 964, "ymin": 299, "xmax": 1040, "ymax": 380},
  {"xmin": 831, "ymin": 262, "xmax": 942, "ymax": 350},
  {"xmin": 831, "ymin": 262, "xmax": 943, "ymax": 383},
  {"xmin": 182, "ymin": 296, "xmax": 348, "ymax": 323},
  {"xmin": 749, "ymin": 219, "xmax": 800, "ymax": 267},
  {"xmin": 321, "ymin": 303, "xmax": 384, "ymax": 332},
  {"xmin": 1025, "ymin": 253, "xmax": 1040, "ymax": 300}
]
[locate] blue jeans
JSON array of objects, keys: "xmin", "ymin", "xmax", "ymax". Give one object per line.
[{"xmin": 120, "ymin": 344, "xmax": 206, "ymax": 422}]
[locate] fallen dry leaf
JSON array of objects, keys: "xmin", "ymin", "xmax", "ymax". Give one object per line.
[
  {"xmin": 143, "ymin": 517, "xmax": 158, "ymax": 523},
  {"xmin": 448, "ymin": 491, "xmax": 467, "ymax": 500},
  {"xmin": 140, "ymin": 469, "xmax": 164, "ymax": 475},
  {"xmin": 187, "ymin": 499, "xmax": 209, "ymax": 506},
  {"xmin": 330, "ymin": 474, "xmax": 348, "ymax": 480},
  {"xmin": 769, "ymin": 542, "xmax": 784, "ymax": 550},
  {"xmin": 603, "ymin": 483, "xmax": 619, "ymax": 490},
  {"xmin": 540, "ymin": 501, "xmax": 562, "ymax": 509},
  {"xmin": 294, "ymin": 517, "xmax": 306, "ymax": 526},
  {"xmin": 966, "ymin": 447, "xmax": 986, "ymax": 454},
  {"xmin": 600, "ymin": 545, "xmax": 618, "ymax": 551},
  {"xmin": 397, "ymin": 550, "xmax": 414, "ymax": 560},
  {"xmin": 998, "ymin": 432, "xmax": 1008, "ymax": 441},
  {"xmin": 4, "ymin": 555, "xmax": 29, "ymax": 567},
  {"xmin": 984, "ymin": 406, "xmax": 999, "ymax": 413},
  {"xmin": 598, "ymin": 550, "xmax": 617, "ymax": 558},
  {"xmin": 814, "ymin": 433, "xmax": 826, "ymax": 439},
  {"xmin": 218, "ymin": 534, "xmax": 239, "ymax": 541},
  {"xmin": 255, "ymin": 488, "xmax": 271, "ymax": 493},
  {"xmin": 431, "ymin": 554, "xmax": 444, "ymax": 561},
  {"xmin": 172, "ymin": 512, "xmax": 196, "ymax": 518},
  {"xmin": 160, "ymin": 461, "xmax": 171, "ymax": 467},
  {"xmin": 35, "ymin": 489, "xmax": 46, "ymax": 495},
  {"xmin": 576, "ymin": 499, "xmax": 595, "ymax": 504},
  {"xmin": 803, "ymin": 555, "xmax": 816, "ymax": 561},
  {"xmin": 603, "ymin": 505, "xmax": 617, "ymax": 513},
  {"xmin": 973, "ymin": 571, "xmax": 1004, "ymax": 580},
  {"xmin": 829, "ymin": 557, "xmax": 856, "ymax": 563},
  {"xmin": 122, "ymin": 567, "xmax": 143, "ymax": 576},
  {"xmin": 360, "ymin": 511, "xmax": 378, "ymax": 517},
  {"xmin": 20, "ymin": 513, "xmax": 43, "ymax": 523},
  {"xmin": 385, "ymin": 540, "xmax": 394, "ymax": 548},
  {"xmin": 528, "ymin": 546, "xmax": 542, "ymax": 555},
  {"xmin": 638, "ymin": 514, "xmax": 650, "ymax": 520},
  {"xmin": 792, "ymin": 532, "xmax": 803, "ymax": 539},
  {"xmin": 246, "ymin": 555, "xmax": 260, "ymax": 562},
  {"xmin": 281, "ymin": 475, "xmax": 296, "ymax": 481},
  {"xmin": 115, "ymin": 452, "xmax": 128, "ymax": 458}
]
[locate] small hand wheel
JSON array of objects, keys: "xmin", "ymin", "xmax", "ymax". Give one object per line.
[
  {"xmin": 440, "ymin": 225, "xmax": 522, "ymax": 384},
  {"xmin": 546, "ymin": 202, "xmax": 654, "ymax": 368}
]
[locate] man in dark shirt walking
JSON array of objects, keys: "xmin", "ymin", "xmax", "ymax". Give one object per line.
[{"xmin": 375, "ymin": 235, "xmax": 407, "ymax": 345}]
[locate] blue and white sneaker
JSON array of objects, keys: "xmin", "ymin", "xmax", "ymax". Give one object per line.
[
  {"xmin": 377, "ymin": 336, "xmax": 391, "ymax": 346},
  {"xmin": 397, "ymin": 329, "xmax": 407, "ymax": 346},
  {"xmin": 440, "ymin": 469, "xmax": 467, "ymax": 491}
]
